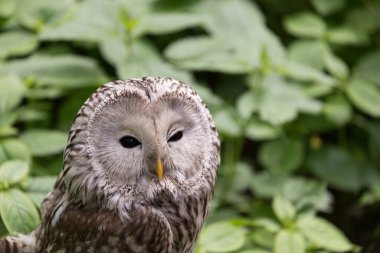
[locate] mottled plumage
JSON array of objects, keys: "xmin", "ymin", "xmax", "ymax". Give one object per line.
[{"xmin": 2, "ymin": 77, "xmax": 220, "ymax": 253}]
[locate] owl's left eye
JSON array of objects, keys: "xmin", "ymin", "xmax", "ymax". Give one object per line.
[
  {"xmin": 168, "ymin": 131, "xmax": 183, "ymax": 142},
  {"xmin": 119, "ymin": 136, "xmax": 141, "ymax": 148}
]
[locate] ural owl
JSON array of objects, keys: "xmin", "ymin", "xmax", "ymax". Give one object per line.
[{"xmin": 1, "ymin": 77, "xmax": 220, "ymax": 253}]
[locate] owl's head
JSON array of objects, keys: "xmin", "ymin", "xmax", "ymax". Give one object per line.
[{"xmin": 62, "ymin": 77, "xmax": 219, "ymax": 209}]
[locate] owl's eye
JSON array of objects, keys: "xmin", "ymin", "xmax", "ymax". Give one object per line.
[
  {"xmin": 168, "ymin": 131, "xmax": 183, "ymax": 142},
  {"xmin": 119, "ymin": 136, "xmax": 141, "ymax": 148}
]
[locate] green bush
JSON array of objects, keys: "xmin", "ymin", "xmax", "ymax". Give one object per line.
[{"xmin": 0, "ymin": 0, "xmax": 379, "ymax": 252}]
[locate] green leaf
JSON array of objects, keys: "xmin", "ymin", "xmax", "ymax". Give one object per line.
[
  {"xmin": 0, "ymin": 160, "xmax": 29, "ymax": 185},
  {"xmin": 189, "ymin": 0, "xmax": 285, "ymax": 68},
  {"xmin": 214, "ymin": 109, "xmax": 241, "ymax": 137},
  {"xmin": 251, "ymin": 228, "xmax": 275, "ymax": 249},
  {"xmin": 0, "ymin": 0, "xmax": 16, "ymax": 18},
  {"xmin": 322, "ymin": 50, "xmax": 348, "ymax": 79},
  {"xmin": 0, "ymin": 146, "xmax": 6, "ymax": 165},
  {"xmin": 199, "ymin": 0, "xmax": 264, "ymax": 37},
  {"xmin": 205, "ymin": 0, "xmax": 284, "ymax": 54},
  {"xmin": 26, "ymin": 192, "xmax": 47, "ymax": 207},
  {"xmin": 237, "ymin": 91, "xmax": 258, "ymax": 119},
  {"xmin": 109, "ymin": 40, "xmax": 192, "ymax": 83},
  {"xmin": 346, "ymin": 79, "xmax": 380, "ymax": 117},
  {"xmin": 134, "ymin": 13, "xmax": 203, "ymax": 36},
  {"xmin": 165, "ymin": 37, "xmax": 220, "ymax": 61},
  {"xmin": 0, "ymin": 75, "xmax": 25, "ymax": 114},
  {"xmin": 223, "ymin": 162, "xmax": 256, "ymax": 210},
  {"xmin": 245, "ymin": 117, "xmax": 281, "ymax": 141},
  {"xmin": 274, "ymin": 230, "xmax": 305, "ymax": 253},
  {"xmin": 0, "ymin": 113, "xmax": 18, "ymax": 131},
  {"xmin": 0, "ymin": 189, "xmax": 40, "ymax": 234},
  {"xmin": 258, "ymin": 75, "xmax": 322, "ymax": 125},
  {"xmin": 16, "ymin": 107, "xmax": 47, "ymax": 123},
  {"xmin": 323, "ymin": 94, "xmax": 352, "ymax": 126},
  {"xmin": 40, "ymin": 0, "xmax": 124, "ymax": 42},
  {"xmin": 272, "ymin": 196, "xmax": 296, "ymax": 223},
  {"xmin": 251, "ymin": 172, "xmax": 331, "ymax": 212},
  {"xmin": 297, "ymin": 215, "xmax": 352, "ymax": 252},
  {"xmin": 360, "ymin": 184, "xmax": 380, "ymax": 206},
  {"xmin": 165, "ymin": 37, "xmax": 250, "ymax": 73},
  {"xmin": 284, "ymin": 12, "xmax": 326, "ymax": 38},
  {"xmin": 199, "ymin": 221, "xmax": 245, "ymax": 252},
  {"xmin": 1, "ymin": 139, "xmax": 31, "ymax": 164},
  {"xmin": 99, "ymin": 38, "xmax": 129, "ymax": 67},
  {"xmin": 258, "ymin": 138, "xmax": 304, "ymax": 173},
  {"xmin": 23, "ymin": 175, "xmax": 56, "ymax": 206},
  {"xmin": 279, "ymin": 60, "xmax": 335, "ymax": 86},
  {"xmin": 311, "ymin": 0, "xmax": 345, "ymax": 15},
  {"xmin": 288, "ymin": 40, "xmax": 326, "ymax": 70},
  {"xmin": 307, "ymin": 146, "xmax": 362, "ymax": 191},
  {"xmin": 327, "ymin": 27, "xmax": 365, "ymax": 45},
  {"xmin": 191, "ymin": 83, "xmax": 223, "ymax": 109},
  {"xmin": 238, "ymin": 250, "xmax": 271, "ymax": 253},
  {"xmin": 258, "ymin": 86, "xmax": 296, "ymax": 125},
  {"xmin": 253, "ymin": 218, "xmax": 281, "ymax": 233},
  {"xmin": 250, "ymin": 172, "xmax": 286, "ymax": 198},
  {"xmin": 286, "ymin": 49, "xmax": 341, "ymax": 96},
  {"xmin": 0, "ymin": 54, "xmax": 107, "ymax": 88},
  {"xmin": 302, "ymin": 82, "xmax": 335, "ymax": 98},
  {"xmin": 0, "ymin": 31, "xmax": 38, "ymax": 59},
  {"xmin": 0, "ymin": 126, "xmax": 17, "ymax": 138},
  {"xmin": 11, "ymin": 0, "xmax": 69, "ymax": 31},
  {"xmin": 25, "ymin": 88, "xmax": 63, "ymax": 99},
  {"xmin": 20, "ymin": 129, "xmax": 67, "ymax": 156},
  {"xmin": 356, "ymin": 50, "xmax": 380, "ymax": 86},
  {"xmin": 24, "ymin": 176, "xmax": 56, "ymax": 193},
  {"xmin": 281, "ymin": 177, "xmax": 330, "ymax": 212}
]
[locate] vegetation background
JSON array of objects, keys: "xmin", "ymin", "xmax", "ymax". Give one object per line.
[{"xmin": 0, "ymin": 0, "xmax": 379, "ymax": 252}]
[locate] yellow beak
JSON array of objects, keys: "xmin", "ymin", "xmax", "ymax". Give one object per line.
[{"xmin": 156, "ymin": 158, "xmax": 163, "ymax": 180}]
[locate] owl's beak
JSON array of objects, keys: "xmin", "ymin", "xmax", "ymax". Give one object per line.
[{"xmin": 156, "ymin": 158, "xmax": 163, "ymax": 180}]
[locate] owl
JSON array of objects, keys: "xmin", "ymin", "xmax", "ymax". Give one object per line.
[{"xmin": 0, "ymin": 77, "xmax": 220, "ymax": 253}]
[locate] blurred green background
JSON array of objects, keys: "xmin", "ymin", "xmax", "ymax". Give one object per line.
[{"xmin": 0, "ymin": 0, "xmax": 380, "ymax": 252}]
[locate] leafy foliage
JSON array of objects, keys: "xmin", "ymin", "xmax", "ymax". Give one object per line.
[{"xmin": 0, "ymin": 0, "xmax": 379, "ymax": 251}]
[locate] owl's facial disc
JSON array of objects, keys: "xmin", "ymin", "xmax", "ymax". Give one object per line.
[
  {"xmin": 64, "ymin": 78, "xmax": 219, "ymax": 208},
  {"xmin": 152, "ymin": 96, "xmax": 208, "ymax": 182},
  {"xmin": 88, "ymin": 91, "xmax": 208, "ymax": 187}
]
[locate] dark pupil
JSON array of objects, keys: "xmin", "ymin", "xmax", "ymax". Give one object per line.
[
  {"xmin": 168, "ymin": 131, "xmax": 183, "ymax": 142},
  {"xmin": 119, "ymin": 136, "xmax": 140, "ymax": 148}
]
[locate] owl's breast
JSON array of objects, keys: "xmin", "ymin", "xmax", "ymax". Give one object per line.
[
  {"xmin": 36, "ymin": 202, "xmax": 174, "ymax": 253},
  {"xmin": 153, "ymin": 189, "xmax": 212, "ymax": 253}
]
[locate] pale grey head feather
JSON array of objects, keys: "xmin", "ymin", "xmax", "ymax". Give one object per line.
[{"xmin": 61, "ymin": 77, "xmax": 220, "ymax": 220}]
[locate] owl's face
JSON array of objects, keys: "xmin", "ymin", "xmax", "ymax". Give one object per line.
[
  {"xmin": 64, "ymin": 78, "xmax": 219, "ymax": 204},
  {"xmin": 88, "ymin": 92, "xmax": 207, "ymax": 186}
]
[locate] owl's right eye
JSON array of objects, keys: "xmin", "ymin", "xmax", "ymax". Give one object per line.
[{"xmin": 119, "ymin": 136, "xmax": 141, "ymax": 148}]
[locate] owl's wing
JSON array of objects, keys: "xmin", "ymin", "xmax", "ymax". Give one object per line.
[{"xmin": 37, "ymin": 202, "xmax": 173, "ymax": 253}]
